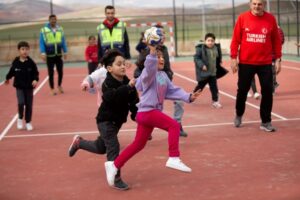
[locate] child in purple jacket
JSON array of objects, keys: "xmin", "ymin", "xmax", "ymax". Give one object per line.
[{"xmin": 104, "ymin": 44, "xmax": 201, "ymax": 188}]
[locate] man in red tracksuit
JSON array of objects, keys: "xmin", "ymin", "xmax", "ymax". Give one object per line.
[{"xmin": 230, "ymin": 0, "xmax": 282, "ymax": 132}]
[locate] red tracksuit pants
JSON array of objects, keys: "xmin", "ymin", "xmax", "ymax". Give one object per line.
[{"xmin": 114, "ymin": 109, "xmax": 180, "ymax": 169}]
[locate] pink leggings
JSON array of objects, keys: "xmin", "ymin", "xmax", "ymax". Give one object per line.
[{"xmin": 114, "ymin": 110, "xmax": 180, "ymax": 169}]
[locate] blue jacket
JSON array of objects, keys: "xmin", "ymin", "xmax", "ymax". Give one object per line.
[{"xmin": 39, "ymin": 23, "xmax": 67, "ymax": 56}]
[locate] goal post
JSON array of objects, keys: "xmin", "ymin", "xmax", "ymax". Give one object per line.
[{"xmin": 126, "ymin": 21, "xmax": 175, "ymax": 62}]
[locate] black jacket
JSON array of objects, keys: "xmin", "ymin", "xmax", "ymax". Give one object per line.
[
  {"xmin": 96, "ymin": 72, "xmax": 139, "ymax": 126},
  {"xmin": 6, "ymin": 56, "xmax": 39, "ymax": 89}
]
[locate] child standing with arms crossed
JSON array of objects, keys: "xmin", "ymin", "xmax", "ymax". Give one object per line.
[
  {"xmin": 5, "ymin": 41, "xmax": 39, "ymax": 131},
  {"xmin": 104, "ymin": 44, "xmax": 201, "ymax": 188},
  {"xmin": 68, "ymin": 49, "xmax": 139, "ymax": 190}
]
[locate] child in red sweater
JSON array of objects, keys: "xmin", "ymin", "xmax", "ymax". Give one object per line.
[{"xmin": 85, "ymin": 35, "xmax": 98, "ymax": 74}]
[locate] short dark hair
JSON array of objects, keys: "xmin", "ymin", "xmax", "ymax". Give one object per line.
[
  {"xmin": 49, "ymin": 14, "xmax": 56, "ymax": 20},
  {"xmin": 88, "ymin": 35, "xmax": 96, "ymax": 41},
  {"xmin": 105, "ymin": 5, "xmax": 115, "ymax": 12},
  {"xmin": 101, "ymin": 49, "xmax": 124, "ymax": 68},
  {"xmin": 205, "ymin": 33, "xmax": 216, "ymax": 41},
  {"xmin": 155, "ymin": 24, "xmax": 164, "ymax": 29},
  {"xmin": 17, "ymin": 41, "xmax": 30, "ymax": 49}
]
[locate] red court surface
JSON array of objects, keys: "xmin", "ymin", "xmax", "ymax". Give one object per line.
[{"xmin": 0, "ymin": 60, "xmax": 300, "ymax": 200}]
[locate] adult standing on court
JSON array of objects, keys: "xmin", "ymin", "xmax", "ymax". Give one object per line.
[
  {"xmin": 40, "ymin": 14, "xmax": 68, "ymax": 96},
  {"xmin": 230, "ymin": 0, "xmax": 282, "ymax": 132},
  {"xmin": 97, "ymin": 5, "xmax": 131, "ymax": 67}
]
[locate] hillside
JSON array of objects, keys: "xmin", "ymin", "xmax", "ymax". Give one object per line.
[
  {"xmin": 0, "ymin": 0, "xmax": 298, "ymax": 24},
  {"xmin": 0, "ymin": 0, "xmax": 71, "ymax": 23},
  {"xmin": 216, "ymin": 0, "xmax": 298, "ymax": 14}
]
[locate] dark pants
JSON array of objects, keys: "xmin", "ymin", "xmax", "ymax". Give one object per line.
[
  {"xmin": 272, "ymin": 61, "xmax": 278, "ymax": 92},
  {"xmin": 79, "ymin": 121, "xmax": 122, "ymax": 178},
  {"xmin": 236, "ymin": 64, "xmax": 273, "ymax": 123},
  {"xmin": 46, "ymin": 56, "xmax": 63, "ymax": 89},
  {"xmin": 16, "ymin": 88, "xmax": 33, "ymax": 123},
  {"xmin": 194, "ymin": 76, "xmax": 219, "ymax": 102},
  {"xmin": 250, "ymin": 77, "xmax": 258, "ymax": 93},
  {"xmin": 88, "ymin": 62, "xmax": 98, "ymax": 75}
]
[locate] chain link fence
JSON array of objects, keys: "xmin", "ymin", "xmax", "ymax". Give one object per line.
[{"xmin": 0, "ymin": 9, "xmax": 299, "ymax": 66}]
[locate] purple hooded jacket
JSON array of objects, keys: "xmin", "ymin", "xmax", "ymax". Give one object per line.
[{"xmin": 136, "ymin": 53, "xmax": 191, "ymax": 112}]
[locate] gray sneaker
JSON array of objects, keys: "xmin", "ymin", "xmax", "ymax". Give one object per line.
[
  {"xmin": 260, "ymin": 122, "xmax": 276, "ymax": 132},
  {"xmin": 234, "ymin": 116, "xmax": 242, "ymax": 127}
]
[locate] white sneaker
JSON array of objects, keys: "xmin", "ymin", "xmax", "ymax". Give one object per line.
[
  {"xmin": 212, "ymin": 101, "xmax": 222, "ymax": 109},
  {"xmin": 253, "ymin": 92, "xmax": 260, "ymax": 99},
  {"xmin": 104, "ymin": 161, "xmax": 118, "ymax": 186},
  {"xmin": 17, "ymin": 119, "xmax": 23, "ymax": 130},
  {"xmin": 166, "ymin": 157, "xmax": 192, "ymax": 172},
  {"xmin": 247, "ymin": 92, "xmax": 252, "ymax": 98},
  {"xmin": 26, "ymin": 123, "xmax": 33, "ymax": 131}
]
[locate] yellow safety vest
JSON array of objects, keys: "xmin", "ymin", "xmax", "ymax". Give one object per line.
[
  {"xmin": 41, "ymin": 26, "xmax": 64, "ymax": 56},
  {"xmin": 97, "ymin": 22, "xmax": 125, "ymax": 50}
]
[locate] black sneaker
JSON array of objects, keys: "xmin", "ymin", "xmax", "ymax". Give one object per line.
[
  {"xmin": 68, "ymin": 135, "xmax": 82, "ymax": 157},
  {"xmin": 234, "ymin": 116, "xmax": 242, "ymax": 127},
  {"xmin": 113, "ymin": 178, "xmax": 130, "ymax": 191},
  {"xmin": 180, "ymin": 130, "xmax": 188, "ymax": 137},
  {"xmin": 260, "ymin": 122, "xmax": 276, "ymax": 132},
  {"xmin": 179, "ymin": 123, "xmax": 188, "ymax": 137}
]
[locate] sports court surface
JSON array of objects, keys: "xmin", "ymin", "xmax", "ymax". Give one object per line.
[{"xmin": 0, "ymin": 58, "xmax": 300, "ymax": 200}]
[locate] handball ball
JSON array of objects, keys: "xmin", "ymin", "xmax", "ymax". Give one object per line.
[{"xmin": 144, "ymin": 27, "xmax": 163, "ymax": 45}]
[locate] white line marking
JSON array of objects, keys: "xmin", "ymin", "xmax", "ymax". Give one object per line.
[
  {"xmin": 4, "ymin": 117, "xmax": 300, "ymax": 139},
  {"xmin": 0, "ymin": 76, "xmax": 49, "ymax": 141},
  {"xmin": 282, "ymin": 65, "xmax": 300, "ymax": 71},
  {"xmin": 0, "ymin": 81, "xmax": 4, "ymax": 86},
  {"xmin": 174, "ymin": 72, "xmax": 288, "ymax": 120}
]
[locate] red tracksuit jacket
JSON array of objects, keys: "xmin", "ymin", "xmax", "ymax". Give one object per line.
[{"xmin": 230, "ymin": 11, "xmax": 282, "ymax": 65}]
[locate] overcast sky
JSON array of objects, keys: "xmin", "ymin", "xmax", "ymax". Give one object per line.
[{"xmin": 0, "ymin": 0, "xmax": 250, "ymax": 8}]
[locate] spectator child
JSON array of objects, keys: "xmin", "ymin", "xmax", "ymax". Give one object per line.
[{"xmin": 5, "ymin": 41, "xmax": 39, "ymax": 131}]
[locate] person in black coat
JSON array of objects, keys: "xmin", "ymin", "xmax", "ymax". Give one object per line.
[
  {"xmin": 68, "ymin": 49, "xmax": 139, "ymax": 190},
  {"xmin": 5, "ymin": 41, "xmax": 39, "ymax": 131}
]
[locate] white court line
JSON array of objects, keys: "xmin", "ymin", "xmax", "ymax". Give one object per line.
[
  {"xmin": 4, "ymin": 117, "xmax": 300, "ymax": 139},
  {"xmin": 0, "ymin": 81, "xmax": 4, "ymax": 86},
  {"xmin": 282, "ymin": 65, "xmax": 300, "ymax": 71},
  {"xmin": 0, "ymin": 76, "xmax": 49, "ymax": 141},
  {"xmin": 174, "ymin": 72, "xmax": 288, "ymax": 120}
]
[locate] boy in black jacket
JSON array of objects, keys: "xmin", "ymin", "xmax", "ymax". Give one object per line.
[
  {"xmin": 5, "ymin": 41, "xmax": 39, "ymax": 131},
  {"xmin": 68, "ymin": 49, "xmax": 139, "ymax": 190}
]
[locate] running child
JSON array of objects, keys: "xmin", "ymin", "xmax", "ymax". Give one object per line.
[
  {"xmin": 5, "ymin": 41, "xmax": 39, "ymax": 131},
  {"xmin": 68, "ymin": 49, "xmax": 139, "ymax": 190},
  {"xmin": 103, "ymin": 44, "xmax": 201, "ymax": 188},
  {"xmin": 81, "ymin": 66, "xmax": 107, "ymax": 106}
]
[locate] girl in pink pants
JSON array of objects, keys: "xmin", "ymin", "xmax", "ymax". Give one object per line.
[{"xmin": 104, "ymin": 44, "xmax": 201, "ymax": 188}]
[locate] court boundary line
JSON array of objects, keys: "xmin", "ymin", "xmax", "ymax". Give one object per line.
[
  {"xmin": 282, "ymin": 65, "xmax": 300, "ymax": 71},
  {"xmin": 174, "ymin": 72, "xmax": 288, "ymax": 120},
  {"xmin": 0, "ymin": 76, "xmax": 49, "ymax": 141},
  {"xmin": 1, "ymin": 64, "xmax": 297, "ymax": 141},
  {"xmin": 3, "ymin": 117, "xmax": 300, "ymax": 139}
]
